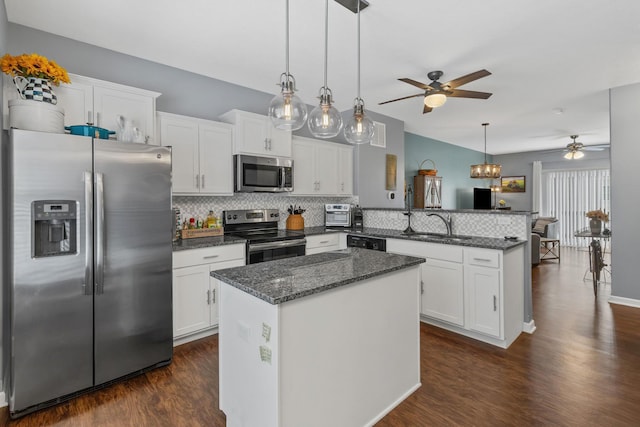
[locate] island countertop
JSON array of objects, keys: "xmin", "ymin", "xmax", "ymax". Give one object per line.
[{"xmin": 210, "ymin": 247, "xmax": 425, "ymax": 305}]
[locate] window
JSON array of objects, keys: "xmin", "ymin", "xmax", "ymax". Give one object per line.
[{"xmin": 542, "ymin": 169, "xmax": 610, "ymax": 247}]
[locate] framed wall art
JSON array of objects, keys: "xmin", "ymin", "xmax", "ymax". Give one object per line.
[{"xmin": 501, "ymin": 176, "xmax": 526, "ymax": 193}]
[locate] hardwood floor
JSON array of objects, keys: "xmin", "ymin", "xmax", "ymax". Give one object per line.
[{"xmin": 2, "ymin": 247, "xmax": 639, "ymax": 426}]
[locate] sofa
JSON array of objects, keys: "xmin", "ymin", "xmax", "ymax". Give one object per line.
[{"xmin": 531, "ymin": 217, "xmax": 559, "ymax": 265}]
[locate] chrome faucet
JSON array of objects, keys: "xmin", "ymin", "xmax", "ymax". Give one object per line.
[{"xmin": 427, "ymin": 213, "xmax": 452, "ymax": 236}]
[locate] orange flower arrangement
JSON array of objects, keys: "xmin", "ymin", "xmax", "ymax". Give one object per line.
[
  {"xmin": 1, "ymin": 53, "xmax": 70, "ymax": 85},
  {"xmin": 586, "ymin": 209, "xmax": 609, "ymax": 222}
]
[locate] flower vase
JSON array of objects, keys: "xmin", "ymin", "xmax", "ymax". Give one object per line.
[
  {"xmin": 13, "ymin": 76, "xmax": 58, "ymax": 105},
  {"xmin": 589, "ymin": 218, "xmax": 602, "ymax": 234}
]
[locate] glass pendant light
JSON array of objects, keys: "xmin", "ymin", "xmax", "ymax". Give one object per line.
[
  {"xmin": 470, "ymin": 123, "xmax": 502, "ymax": 179},
  {"xmin": 344, "ymin": 0, "xmax": 375, "ymax": 145},
  {"xmin": 268, "ymin": 0, "xmax": 307, "ymax": 131},
  {"xmin": 308, "ymin": 0, "xmax": 343, "ymax": 138}
]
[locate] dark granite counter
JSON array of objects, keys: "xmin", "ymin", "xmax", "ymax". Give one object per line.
[
  {"xmin": 172, "ymin": 235, "xmax": 246, "ymax": 252},
  {"xmin": 363, "ymin": 208, "xmax": 532, "ymax": 215},
  {"xmin": 304, "ymin": 226, "xmax": 526, "ymax": 251},
  {"xmin": 211, "ymin": 247, "xmax": 425, "ymax": 305}
]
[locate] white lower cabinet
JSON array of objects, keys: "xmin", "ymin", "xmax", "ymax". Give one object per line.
[
  {"xmin": 387, "ymin": 238, "xmax": 524, "ymax": 348},
  {"xmin": 422, "ymin": 258, "xmax": 464, "ymax": 326},
  {"xmin": 172, "ymin": 244, "xmax": 245, "ymax": 345},
  {"xmin": 305, "ymin": 232, "xmax": 345, "ymax": 255}
]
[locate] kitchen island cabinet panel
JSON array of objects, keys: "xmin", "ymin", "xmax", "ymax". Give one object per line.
[{"xmin": 217, "ymin": 252, "xmax": 422, "ymax": 427}]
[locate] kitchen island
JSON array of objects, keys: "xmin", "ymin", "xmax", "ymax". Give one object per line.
[{"xmin": 211, "ymin": 248, "xmax": 425, "ymax": 427}]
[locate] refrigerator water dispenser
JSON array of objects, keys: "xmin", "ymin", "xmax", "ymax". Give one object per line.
[{"xmin": 32, "ymin": 200, "xmax": 78, "ymax": 258}]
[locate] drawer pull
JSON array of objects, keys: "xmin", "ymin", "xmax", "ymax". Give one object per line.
[
  {"xmin": 473, "ymin": 258, "xmax": 492, "ymax": 262},
  {"xmin": 319, "ymin": 240, "xmax": 329, "ymax": 244},
  {"xmin": 203, "ymin": 255, "xmax": 220, "ymax": 259}
]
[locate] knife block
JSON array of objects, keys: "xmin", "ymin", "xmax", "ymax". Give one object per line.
[{"xmin": 286, "ymin": 214, "xmax": 304, "ymax": 230}]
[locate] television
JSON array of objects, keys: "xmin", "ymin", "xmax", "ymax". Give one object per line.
[{"xmin": 473, "ymin": 187, "xmax": 492, "ymax": 210}]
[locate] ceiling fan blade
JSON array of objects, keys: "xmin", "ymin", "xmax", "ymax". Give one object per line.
[
  {"xmin": 447, "ymin": 89, "xmax": 493, "ymax": 99},
  {"xmin": 423, "ymin": 104, "xmax": 433, "ymax": 114},
  {"xmin": 399, "ymin": 78, "xmax": 433, "ymax": 90},
  {"xmin": 445, "ymin": 69, "xmax": 492, "ymax": 89},
  {"xmin": 582, "ymin": 144, "xmax": 610, "ymax": 151},
  {"xmin": 378, "ymin": 93, "xmax": 424, "ymax": 105}
]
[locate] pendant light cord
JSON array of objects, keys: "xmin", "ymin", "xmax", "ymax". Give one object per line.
[
  {"xmin": 356, "ymin": 0, "xmax": 361, "ymax": 101},
  {"xmin": 483, "ymin": 123, "xmax": 489, "ymax": 163},
  {"xmin": 323, "ymin": 0, "xmax": 329, "ymax": 89},
  {"xmin": 285, "ymin": 0, "xmax": 290, "ymax": 76}
]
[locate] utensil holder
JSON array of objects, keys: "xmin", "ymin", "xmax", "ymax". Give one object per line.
[{"xmin": 286, "ymin": 214, "xmax": 304, "ymax": 230}]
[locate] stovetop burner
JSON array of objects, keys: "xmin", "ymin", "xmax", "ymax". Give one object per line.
[{"xmin": 223, "ymin": 208, "xmax": 305, "ymax": 244}]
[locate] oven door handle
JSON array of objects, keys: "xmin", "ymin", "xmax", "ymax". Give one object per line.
[{"xmin": 248, "ymin": 239, "xmax": 307, "ymax": 253}]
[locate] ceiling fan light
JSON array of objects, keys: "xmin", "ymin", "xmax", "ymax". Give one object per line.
[
  {"xmin": 564, "ymin": 151, "xmax": 574, "ymax": 160},
  {"xmin": 424, "ymin": 93, "xmax": 447, "ymax": 108}
]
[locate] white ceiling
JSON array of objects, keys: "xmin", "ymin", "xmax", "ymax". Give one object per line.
[{"xmin": 5, "ymin": 0, "xmax": 640, "ymax": 154}]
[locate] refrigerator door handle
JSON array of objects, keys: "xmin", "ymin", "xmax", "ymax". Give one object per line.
[
  {"xmin": 84, "ymin": 171, "xmax": 94, "ymax": 295},
  {"xmin": 95, "ymin": 172, "xmax": 105, "ymax": 295}
]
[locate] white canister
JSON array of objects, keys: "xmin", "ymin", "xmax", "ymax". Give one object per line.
[{"xmin": 9, "ymin": 99, "xmax": 65, "ymax": 133}]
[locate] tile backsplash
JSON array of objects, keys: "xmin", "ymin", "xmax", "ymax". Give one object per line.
[{"xmin": 173, "ymin": 194, "xmax": 358, "ymax": 229}]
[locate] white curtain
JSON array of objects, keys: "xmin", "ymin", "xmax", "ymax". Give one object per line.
[
  {"xmin": 542, "ymin": 168, "xmax": 610, "ymax": 247},
  {"xmin": 532, "ymin": 161, "xmax": 542, "ymax": 213}
]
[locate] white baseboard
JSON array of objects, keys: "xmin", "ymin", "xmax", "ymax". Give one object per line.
[
  {"xmin": 0, "ymin": 391, "xmax": 7, "ymax": 408},
  {"xmin": 365, "ymin": 382, "xmax": 421, "ymax": 427},
  {"xmin": 608, "ymin": 295, "xmax": 640, "ymax": 308},
  {"xmin": 173, "ymin": 326, "xmax": 218, "ymax": 347},
  {"xmin": 523, "ymin": 320, "xmax": 536, "ymax": 334}
]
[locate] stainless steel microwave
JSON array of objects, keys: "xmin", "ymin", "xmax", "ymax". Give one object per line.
[{"xmin": 234, "ymin": 154, "xmax": 293, "ymax": 192}]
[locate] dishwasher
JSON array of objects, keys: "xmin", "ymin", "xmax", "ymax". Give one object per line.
[{"xmin": 346, "ymin": 234, "xmax": 386, "ymax": 252}]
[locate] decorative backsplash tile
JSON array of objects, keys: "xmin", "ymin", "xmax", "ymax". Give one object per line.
[
  {"xmin": 363, "ymin": 210, "xmax": 529, "ymax": 239},
  {"xmin": 173, "ymin": 194, "xmax": 358, "ymax": 229},
  {"xmin": 174, "ymin": 194, "xmax": 529, "ymax": 239}
]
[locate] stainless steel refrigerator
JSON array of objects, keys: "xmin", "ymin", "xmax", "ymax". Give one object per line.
[{"xmin": 3, "ymin": 129, "xmax": 173, "ymax": 417}]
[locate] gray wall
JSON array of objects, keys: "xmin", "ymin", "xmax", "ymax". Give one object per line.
[
  {"xmin": 8, "ymin": 23, "xmax": 402, "ymax": 209},
  {"xmin": 494, "ymin": 148, "xmax": 610, "ymax": 212},
  {"xmin": 0, "ymin": 0, "xmax": 6, "ymax": 397},
  {"xmin": 610, "ymin": 84, "xmax": 640, "ymax": 301}
]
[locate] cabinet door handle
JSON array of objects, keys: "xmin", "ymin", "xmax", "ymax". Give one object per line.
[
  {"xmin": 195, "ymin": 174, "xmax": 200, "ymax": 189},
  {"xmin": 264, "ymin": 138, "xmax": 269, "ymax": 150},
  {"xmin": 421, "ymin": 280, "xmax": 424, "ymax": 295},
  {"xmin": 493, "ymin": 295, "xmax": 497, "ymax": 311},
  {"xmin": 212, "ymin": 289, "xmax": 216, "ymax": 304},
  {"xmin": 201, "ymin": 174, "xmax": 205, "ymax": 188},
  {"xmin": 203, "ymin": 255, "xmax": 219, "ymax": 259},
  {"xmin": 474, "ymin": 258, "xmax": 492, "ymax": 262},
  {"xmin": 87, "ymin": 111, "xmax": 93, "ymax": 125},
  {"xmin": 207, "ymin": 289, "xmax": 211, "ymax": 305},
  {"xmin": 96, "ymin": 112, "xmax": 101, "ymax": 127},
  {"xmin": 341, "ymin": 182, "xmax": 345, "ymax": 192}
]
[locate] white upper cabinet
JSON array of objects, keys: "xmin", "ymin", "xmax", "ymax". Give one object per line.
[
  {"xmin": 3, "ymin": 73, "xmax": 161, "ymax": 144},
  {"xmin": 219, "ymin": 109, "xmax": 292, "ymax": 157},
  {"xmin": 158, "ymin": 112, "xmax": 233, "ymax": 195},
  {"xmin": 291, "ymin": 136, "xmax": 353, "ymax": 196}
]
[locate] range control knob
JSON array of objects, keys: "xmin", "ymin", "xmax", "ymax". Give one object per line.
[
  {"xmin": 233, "ymin": 214, "xmax": 238, "ymax": 220},
  {"xmin": 274, "ymin": 213, "xmax": 279, "ymax": 217},
  {"xmin": 227, "ymin": 215, "xmax": 232, "ymax": 220}
]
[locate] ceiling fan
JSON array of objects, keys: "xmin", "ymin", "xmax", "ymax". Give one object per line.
[
  {"xmin": 378, "ymin": 69, "xmax": 493, "ymax": 114},
  {"xmin": 563, "ymin": 135, "xmax": 609, "ymax": 159}
]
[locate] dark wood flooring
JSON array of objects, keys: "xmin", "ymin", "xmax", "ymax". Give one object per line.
[{"xmin": 2, "ymin": 247, "xmax": 639, "ymax": 426}]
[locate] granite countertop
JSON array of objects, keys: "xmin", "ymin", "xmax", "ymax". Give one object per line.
[
  {"xmin": 361, "ymin": 208, "xmax": 533, "ymax": 215},
  {"xmin": 172, "ymin": 234, "xmax": 246, "ymax": 251},
  {"xmin": 211, "ymin": 247, "xmax": 425, "ymax": 305},
  {"xmin": 304, "ymin": 226, "xmax": 526, "ymax": 251}
]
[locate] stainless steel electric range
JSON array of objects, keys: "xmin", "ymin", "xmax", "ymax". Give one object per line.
[{"xmin": 223, "ymin": 209, "xmax": 306, "ymax": 264}]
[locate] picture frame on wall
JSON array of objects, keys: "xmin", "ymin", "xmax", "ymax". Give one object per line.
[{"xmin": 501, "ymin": 176, "xmax": 526, "ymax": 193}]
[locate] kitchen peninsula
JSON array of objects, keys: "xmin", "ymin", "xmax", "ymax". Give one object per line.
[{"xmin": 211, "ymin": 248, "xmax": 425, "ymax": 427}]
